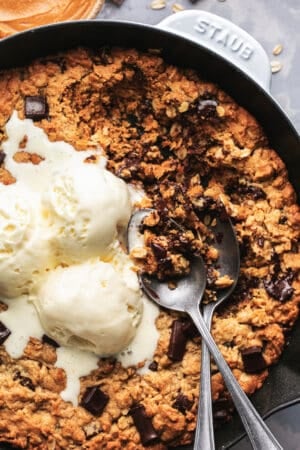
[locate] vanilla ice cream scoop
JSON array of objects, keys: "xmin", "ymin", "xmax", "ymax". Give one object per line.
[
  {"xmin": 34, "ymin": 260, "xmax": 143, "ymax": 355},
  {"xmin": 0, "ymin": 183, "xmax": 53, "ymax": 297},
  {"xmin": 42, "ymin": 163, "xmax": 131, "ymax": 264}
]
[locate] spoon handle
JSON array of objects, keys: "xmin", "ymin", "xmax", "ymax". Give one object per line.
[
  {"xmin": 194, "ymin": 308, "xmax": 215, "ymax": 450},
  {"xmin": 188, "ymin": 306, "xmax": 282, "ymax": 450}
]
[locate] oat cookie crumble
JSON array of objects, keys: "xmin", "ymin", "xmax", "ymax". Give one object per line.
[{"xmin": 0, "ymin": 47, "xmax": 299, "ymax": 449}]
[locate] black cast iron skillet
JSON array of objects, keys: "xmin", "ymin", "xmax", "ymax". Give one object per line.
[{"xmin": 0, "ymin": 16, "xmax": 299, "ymax": 450}]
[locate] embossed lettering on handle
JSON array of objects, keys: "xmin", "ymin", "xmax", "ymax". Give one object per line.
[
  {"xmin": 157, "ymin": 10, "xmax": 271, "ymax": 91},
  {"xmin": 194, "ymin": 18, "xmax": 254, "ymax": 61}
]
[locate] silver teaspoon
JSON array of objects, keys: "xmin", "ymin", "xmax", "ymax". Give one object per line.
[
  {"xmin": 128, "ymin": 209, "xmax": 282, "ymax": 450},
  {"xmin": 196, "ymin": 209, "xmax": 240, "ymax": 450}
]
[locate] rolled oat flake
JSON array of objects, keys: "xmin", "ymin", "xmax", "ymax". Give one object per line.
[
  {"xmin": 150, "ymin": 0, "xmax": 166, "ymax": 10},
  {"xmin": 271, "ymin": 60, "xmax": 282, "ymax": 73},
  {"xmin": 272, "ymin": 44, "xmax": 283, "ymax": 56}
]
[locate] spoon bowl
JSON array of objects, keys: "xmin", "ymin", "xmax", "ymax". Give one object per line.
[{"xmin": 128, "ymin": 208, "xmax": 282, "ymax": 450}]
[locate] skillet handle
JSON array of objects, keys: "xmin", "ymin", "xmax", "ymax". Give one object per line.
[{"xmin": 157, "ymin": 10, "xmax": 271, "ymax": 91}]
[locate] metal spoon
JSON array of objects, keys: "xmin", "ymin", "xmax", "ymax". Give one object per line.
[
  {"xmin": 128, "ymin": 209, "xmax": 282, "ymax": 450},
  {"xmin": 196, "ymin": 210, "xmax": 240, "ymax": 450}
]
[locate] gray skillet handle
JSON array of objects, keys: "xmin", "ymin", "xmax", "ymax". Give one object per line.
[{"xmin": 157, "ymin": 10, "xmax": 271, "ymax": 91}]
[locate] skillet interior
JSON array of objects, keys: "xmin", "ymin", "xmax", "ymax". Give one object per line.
[{"xmin": 0, "ymin": 20, "xmax": 299, "ymax": 449}]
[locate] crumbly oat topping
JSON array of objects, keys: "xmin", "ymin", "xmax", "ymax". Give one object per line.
[{"xmin": 0, "ymin": 46, "xmax": 299, "ymax": 449}]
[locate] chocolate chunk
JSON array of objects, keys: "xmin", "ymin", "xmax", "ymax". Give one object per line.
[
  {"xmin": 127, "ymin": 113, "xmax": 138, "ymax": 126},
  {"xmin": 182, "ymin": 319, "xmax": 199, "ymax": 339},
  {"xmin": 151, "ymin": 242, "xmax": 167, "ymax": 260},
  {"xmin": 233, "ymin": 274, "xmax": 259, "ymax": 301},
  {"xmin": 197, "ymin": 99, "xmax": 218, "ymax": 119},
  {"xmin": 248, "ymin": 186, "xmax": 266, "ymax": 200},
  {"xmin": 257, "ymin": 236, "xmax": 265, "ymax": 248},
  {"xmin": 172, "ymin": 393, "xmax": 193, "ymax": 414},
  {"xmin": 24, "ymin": 95, "xmax": 48, "ymax": 120},
  {"xmin": 129, "ymin": 404, "xmax": 159, "ymax": 446},
  {"xmin": 264, "ymin": 276, "xmax": 294, "ymax": 302},
  {"xmin": 42, "ymin": 334, "xmax": 60, "ymax": 348},
  {"xmin": 241, "ymin": 346, "xmax": 267, "ymax": 373},
  {"xmin": 81, "ymin": 386, "xmax": 109, "ymax": 416},
  {"xmin": 0, "ymin": 321, "xmax": 11, "ymax": 344},
  {"xmin": 13, "ymin": 371, "xmax": 35, "ymax": 391},
  {"xmin": 279, "ymin": 216, "xmax": 287, "ymax": 225},
  {"xmin": 20, "ymin": 376, "xmax": 35, "ymax": 391},
  {"xmin": 225, "ymin": 180, "xmax": 266, "ymax": 201},
  {"xmin": 0, "ymin": 151, "xmax": 6, "ymax": 165},
  {"xmin": 148, "ymin": 361, "xmax": 158, "ymax": 371},
  {"xmin": 167, "ymin": 320, "xmax": 188, "ymax": 361}
]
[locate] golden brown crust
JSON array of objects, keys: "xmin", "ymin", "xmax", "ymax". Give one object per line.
[{"xmin": 0, "ymin": 47, "xmax": 299, "ymax": 449}]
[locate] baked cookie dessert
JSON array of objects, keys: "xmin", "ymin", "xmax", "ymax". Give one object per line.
[{"xmin": 0, "ymin": 47, "xmax": 299, "ymax": 450}]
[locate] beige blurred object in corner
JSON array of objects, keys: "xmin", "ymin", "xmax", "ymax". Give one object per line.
[{"xmin": 0, "ymin": 0, "xmax": 105, "ymax": 38}]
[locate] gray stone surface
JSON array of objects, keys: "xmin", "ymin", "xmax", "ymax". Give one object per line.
[{"xmin": 97, "ymin": 0, "xmax": 300, "ymax": 134}]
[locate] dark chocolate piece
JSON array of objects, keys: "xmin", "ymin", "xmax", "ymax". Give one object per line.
[
  {"xmin": 20, "ymin": 376, "xmax": 35, "ymax": 391},
  {"xmin": 129, "ymin": 404, "xmax": 159, "ymax": 446},
  {"xmin": 241, "ymin": 346, "xmax": 267, "ymax": 373},
  {"xmin": 0, "ymin": 321, "xmax": 11, "ymax": 344},
  {"xmin": 197, "ymin": 99, "xmax": 218, "ymax": 119},
  {"xmin": 0, "ymin": 151, "xmax": 6, "ymax": 165},
  {"xmin": 151, "ymin": 242, "xmax": 167, "ymax": 260},
  {"xmin": 148, "ymin": 361, "xmax": 158, "ymax": 371},
  {"xmin": 81, "ymin": 386, "xmax": 109, "ymax": 416},
  {"xmin": 13, "ymin": 371, "xmax": 35, "ymax": 391},
  {"xmin": 264, "ymin": 277, "xmax": 294, "ymax": 302},
  {"xmin": 42, "ymin": 334, "xmax": 60, "ymax": 348},
  {"xmin": 24, "ymin": 95, "xmax": 47, "ymax": 120},
  {"xmin": 172, "ymin": 394, "xmax": 193, "ymax": 414},
  {"xmin": 167, "ymin": 320, "xmax": 188, "ymax": 361},
  {"xmin": 257, "ymin": 236, "xmax": 265, "ymax": 248},
  {"xmin": 225, "ymin": 180, "xmax": 266, "ymax": 200},
  {"xmin": 182, "ymin": 319, "xmax": 199, "ymax": 339}
]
